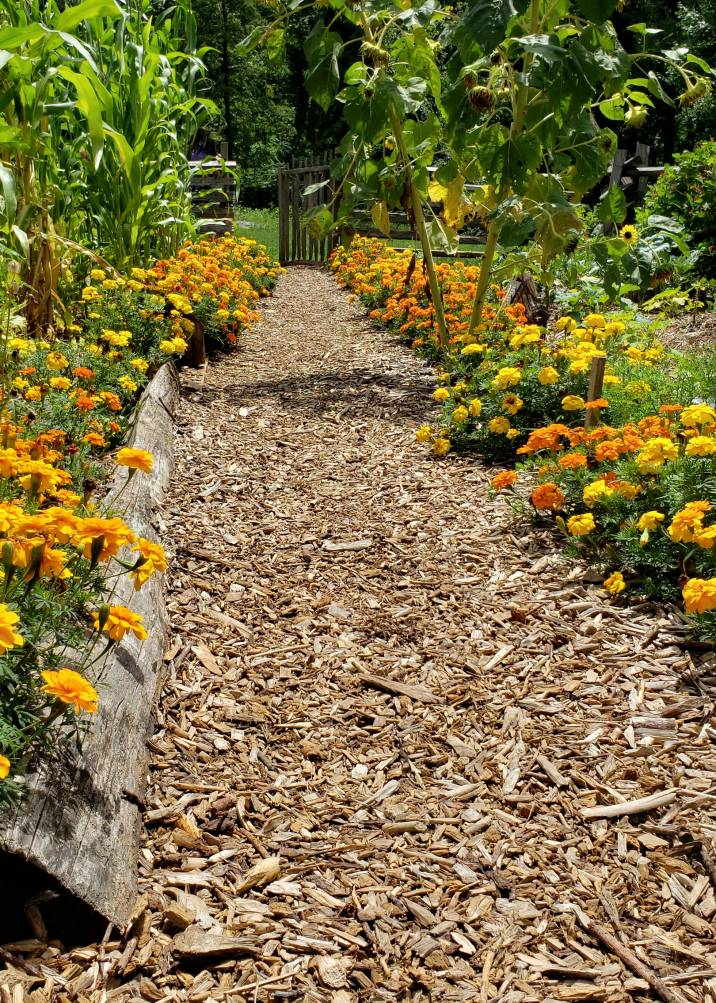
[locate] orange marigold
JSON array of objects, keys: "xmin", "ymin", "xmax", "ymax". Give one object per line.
[{"xmin": 530, "ymin": 482, "xmax": 565, "ymax": 510}]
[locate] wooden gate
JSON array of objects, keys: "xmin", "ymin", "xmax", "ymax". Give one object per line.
[{"xmin": 277, "ymin": 157, "xmax": 337, "ymax": 266}]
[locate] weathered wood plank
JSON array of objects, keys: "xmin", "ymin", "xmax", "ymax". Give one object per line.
[{"xmin": 0, "ymin": 363, "xmax": 180, "ymax": 929}]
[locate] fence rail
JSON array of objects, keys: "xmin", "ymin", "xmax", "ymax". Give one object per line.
[{"xmin": 276, "ymin": 144, "xmax": 665, "ymax": 267}]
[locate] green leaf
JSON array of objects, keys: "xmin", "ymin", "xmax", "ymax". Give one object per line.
[
  {"xmin": 266, "ymin": 28, "xmax": 285, "ymax": 62},
  {"xmin": 598, "ymin": 97, "xmax": 624, "ymax": 120},
  {"xmin": 54, "ymin": 0, "xmax": 121, "ymax": 32},
  {"xmin": 456, "ymin": 0, "xmax": 530, "ymax": 61},
  {"xmin": 371, "ymin": 201, "xmax": 391, "ymax": 236},
  {"xmin": 598, "ymin": 184, "xmax": 627, "ymax": 225},
  {"xmin": 304, "ymin": 21, "xmax": 342, "ymax": 112},
  {"xmin": 574, "ymin": 0, "xmax": 618, "ymax": 23},
  {"xmin": 58, "ymin": 67, "xmax": 105, "ymax": 168},
  {"xmin": 0, "ymin": 164, "xmax": 16, "ymax": 223}
]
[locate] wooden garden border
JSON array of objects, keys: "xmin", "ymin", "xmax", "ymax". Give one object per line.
[{"xmin": 0, "ymin": 363, "xmax": 180, "ymax": 931}]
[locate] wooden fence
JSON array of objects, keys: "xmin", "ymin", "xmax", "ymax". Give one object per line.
[{"xmin": 277, "ymin": 144, "xmax": 665, "ymax": 267}]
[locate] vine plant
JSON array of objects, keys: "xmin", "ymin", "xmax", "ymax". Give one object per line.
[{"xmin": 247, "ymin": 0, "xmax": 711, "ymax": 342}]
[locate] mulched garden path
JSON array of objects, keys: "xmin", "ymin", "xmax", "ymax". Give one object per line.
[{"xmin": 4, "ymin": 268, "xmax": 716, "ymax": 1002}]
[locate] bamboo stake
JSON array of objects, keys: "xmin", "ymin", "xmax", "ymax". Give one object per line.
[{"xmin": 584, "ymin": 355, "xmax": 607, "ymax": 430}]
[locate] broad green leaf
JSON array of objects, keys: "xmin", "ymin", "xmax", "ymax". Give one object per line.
[
  {"xmin": 266, "ymin": 28, "xmax": 285, "ymax": 62},
  {"xmin": 574, "ymin": 0, "xmax": 618, "ymax": 22},
  {"xmin": 598, "ymin": 184, "xmax": 627, "ymax": 225},
  {"xmin": 456, "ymin": 0, "xmax": 530, "ymax": 60},
  {"xmin": 58, "ymin": 67, "xmax": 105, "ymax": 167},
  {"xmin": 304, "ymin": 21, "xmax": 341, "ymax": 112}
]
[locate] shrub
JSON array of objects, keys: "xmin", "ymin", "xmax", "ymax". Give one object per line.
[{"xmin": 639, "ymin": 141, "xmax": 716, "ymax": 279}]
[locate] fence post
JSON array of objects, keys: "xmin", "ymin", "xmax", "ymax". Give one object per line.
[{"xmin": 278, "ymin": 168, "xmax": 289, "ymax": 266}]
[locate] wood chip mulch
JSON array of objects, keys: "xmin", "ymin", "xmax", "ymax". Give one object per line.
[{"xmin": 2, "ymin": 267, "xmax": 716, "ymax": 1003}]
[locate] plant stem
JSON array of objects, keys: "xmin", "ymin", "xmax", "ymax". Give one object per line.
[
  {"xmin": 389, "ymin": 108, "xmax": 449, "ymax": 346},
  {"xmin": 467, "ymin": 0, "xmax": 540, "ymax": 336}
]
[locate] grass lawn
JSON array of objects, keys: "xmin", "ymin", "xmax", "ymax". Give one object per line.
[{"xmin": 235, "ymin": 206, "xmax": 279, "ymax": 261}]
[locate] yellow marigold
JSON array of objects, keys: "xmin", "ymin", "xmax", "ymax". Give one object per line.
[
  {"xmin": 492, "ymin": 367, "xmax": 521, "ymax": 390},
  {"xmin": 603, "ymin": 571, "xmax": 626, "ymax": 594},
  {"xmin": 561, "ymin": 394, "xmax": 585, "ymax": 411},
  {"xmin": 453, "ymin": 405, "xmax": 469, "ymax": 423},
  {"xmin": 537, "ymin": 366, "xmax": 559, "ymax": 386},
  {"xmin": 685, "ymin": 435, "xmax": 716, "ymax": 457},
  {"xmin": 584, "ymin": 313, "xmax": 606, "ymax": 329},
  {"xmin": 502, "ymin": 394, "xmax": 523, "ymax": 415},
  {"xmin": 130, "ymin": 358, "xmax": 149, "ymax": 373},
  {"xmin": 460, "ymin": 343, "xmax": 485, "ymax": 356},
  {"xmin": 0, "ymin": 754, "xmax": 9, "ymax": 779},
  {"xmin": 567, "ymin": 513, "xmax": 595, "ymax": 536},
  {"xmin": 119, "ymin": 375, "xmax": 138, "ymax": 394},
  {"xmin": 636, "ymin": 437, "xmax": 678, "ymax": 473},
  {"xmin": 94, "ymin": 605, "xmax": 148, "ymax": 642},
  {"xmin": 583, "ymin": 479, "xmax": 615, "ymax": 507},
  {"xmin": 0, "ymin": 604, "xmax": 23, "ymax": 654},
  {"xmin": 681, "ymin": 403, "xmax": 716, "ymax": 428},
  {"xmin": 555, "ymin": 316, "xmax": 577, "ymax": 332},
  {"xmin": 432, "ymin": 437, "xmax": 450, "ymax": 457},
  {"xmin": 682, "ymin": 577, "xmax": 716, "ymax": 614},
  {"xmin": 694, "ymin": 525, "xmax": 716, "ymax": 549},
  {"xmin": 433, "ymin": 387, "xmax": 450, "ymax": 402},
  {"xmin": 45, "ymin": 352, "xmax": 69, "ymax": 371},
  {"xmin": 668, "ymin": 501, "xmax": 711, "ymax": 543},
  {"xmin": 130, "ymin": 538, "xmax": 167, "ymax": 590},
  {"xmin": 488, "ymin": 416, "xmax": 511, "ymax": 435},
  {"xmin": 41, "ymin": 668, "xmax": 98, "ymax": 714},
  {"xmin": 637, "ymin": 511, "xmax": 665, "ymax": 531},
  {"xmin": 415, "ymin": 425, "xmax": 432, "ymax": 443},
  {"xmin": 468, "ymin": 399, "xmax": 482, "ymax": 418},
  {"xmin": 49, "ymin": 376, "xmax": 72, "ymax": 391},
  {"xmin": 605, "ymin": 321, "xmax": 625, "ymax": 335},
  {"xmin": 74, "ymin": 515, "xmax": 136, "ymax": 561},
  {"xmin": 115, "ymin": 447, "xmax": 154, "ymax": 474}
]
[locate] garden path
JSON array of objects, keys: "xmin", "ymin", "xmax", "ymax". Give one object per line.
[{"xmin": 64, "ymin": 269, "xmax": 716, "ymax": 998}]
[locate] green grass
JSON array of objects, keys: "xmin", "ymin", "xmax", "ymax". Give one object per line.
[{"xmin": 234, "ymin": 206, "xmax": 279, "ymax": 261}]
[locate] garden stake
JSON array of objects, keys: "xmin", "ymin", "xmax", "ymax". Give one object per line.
[{"xmin": 584, "ymin": 356, "xmax": 607, "ymax": 431}]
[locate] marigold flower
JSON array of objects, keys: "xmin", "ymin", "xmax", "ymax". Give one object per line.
[
  {"xmin": 452, "ymin": 405, "xmax": 469, "ymax": 423},
  {"xmin": 638, "ymin": 511, "xmax": 665, "ymax": 532},
  {"xmin": 433, "ymin": 387, "xmax": 450, "ymax": 402},
  {"xmin": 488, "ymin": 417, "xmax": 511, "ymax": 435},
  {"xmin": 561, "ymin": 394, "xmax": 585, "ymax": 411},
  {"xmin": 0, "ymin": 754, "xmax": 9, "ymax": 779},
  {"xmin": 41, "ymin": 669, "xmax": 98, "ymax": 714},
  {"xmin": 668, "ymin": 501, "xmax": 712, "ymax": 543},
  {"xmin": 603, "ymin": 571, "xmax": 626, "ymax": 594},
  {"xmin": 468, "ymin": 399, "xmax": 482, "ymax": 418},
  {"xmin": 93, "ymin": 605, "xmax": 148, "ymax": 642},
  {"xmin": 492, "ymin": 366, "xmax": 521, "ymax": 390},
  {"xmin": 567, "ymin": 512, "xmax": 596, "ymax": 536},
  {"xmin": 537, "ymin": 366, "xmax": 559, "ymax": 386},
  {"xmin": 502, "ymin": 394, "xmax": 523, "ymax": 415},
  {"xmin": 432, "ymin": 437, "xmax": 450, "ymax": 457},
  {"xmin": 531, "ymin": 482, "xmax": 565, "ymax": 510},
  {"xmin": 685, "ymin": 435, "xmax": 716, "ymax": 457},
  {"xmin": 558, "ymin": 452, "xmax": 587, "ymax": 469},
  {"xmin": 584, "ymin": 313, "xmax": 606, "ymax": 329},
  {"xmin": 636, "ymin": 437, "xmax": 678, "ymax": 473},
  {"xmin": 0, "ymin": 604, "xmax": 23, "ymax": 654},
  {"xmin": 415, "ymin": 425, "xmax": 432, "ymax": 443},
  {"xmin": 492, "ymin": 470, "xmax": 517, "ymax": 491},
  {"xmin": 583, "ymin": 479, "xmax": 614, "ymax": 507},
  {"xmin": 115, "ymin": 448, "xmax": 154, "ymax": 474},
  {"xmin": 682, "ymin": 577, "xmax": 716, "ymax": 614},
  {"xmin": 681, "ymin": 403, "xmax": 716, "ymax": 428}
]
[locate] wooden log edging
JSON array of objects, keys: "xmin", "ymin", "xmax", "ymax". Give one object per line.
[{"xmin": 0, "ymin": 363, "xmax": 181, "ymax": 931}]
